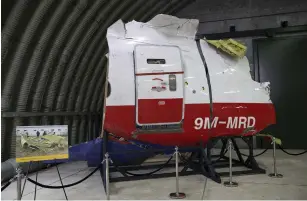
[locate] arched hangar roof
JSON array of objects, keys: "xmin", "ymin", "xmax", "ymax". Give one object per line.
[{"xmin": 1, "ymin": 0, "xmax": 194, "ymax": 160}]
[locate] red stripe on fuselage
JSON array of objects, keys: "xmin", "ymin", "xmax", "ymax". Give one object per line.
[
  {"xmin": 137, "ymin": 98, "xmax": 183, "ymax": 124},
  {"xmin": 104, "ymin": 103, "xmax": 275, "ymax": 146}
]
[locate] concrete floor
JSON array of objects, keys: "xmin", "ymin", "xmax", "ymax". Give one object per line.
[{"xmin": 2, "ymin": 149, "xmax": 307, "ymax": 200}]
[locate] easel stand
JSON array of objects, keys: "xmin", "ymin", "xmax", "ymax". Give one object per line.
[
  {"xmin": 18, "ymin": 160, "xmax": 68, "ymax": 200},
  {"xmin": 55, "ymin": 164, "xmax": 68, "ymax": 199},
  {"xmin": 16, "ymin": 167, "xmax": 22, "ymax": 200}
]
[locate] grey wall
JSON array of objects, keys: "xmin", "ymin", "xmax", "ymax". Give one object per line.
[
  {"xmin": 211, "ymin": 34, "xmax": 307, "ymax": 149},
  {"xmin": 176, "ymin": 0, "xmax": 307, "ymax": 148},
  {"xmin": 177, "ymin": 0, "xmax": 307, "ymax": 34}
]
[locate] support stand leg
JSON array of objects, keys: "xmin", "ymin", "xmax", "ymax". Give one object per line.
[
  {"xmin": 206, "ymin": 140, "xmax": 212, "ymax": 162},
  {"xmin": 16, "ymin": 167, "xmax": 22, "ymax": 201},
  {"xmin": 212, "ymin": 139, "xmax": 227, "ymax": 164},
  {"xmin": 55, "ymin": 163, "xmax": 68, "ymax": 200},
  {"xmin": 224, "ymin": 139, "xmax": 238, "ymax": 187},
  {"xmin": 244, "ymin": 137, "xmax": 260, "ymax": 169},
  {"xmin": 231, "ymin": 138, "xmax": 245, "ymax": 164},
  {"xmin": 268, "ymin": 137, "xmax": 283, "ymax": 178},
  {"xmin": 169, "ymin": 147, "xmax": 186, "ymax": 199},
  {"xmin": 200, "ymin": 144, "xmax": 221, "ymax": 183},
  {"xmin": 34, "ymin": 169, "xmax": 38, "ymax": 200},
  {"xmin": 220, "ymin": 139, "xmax": 228, "ymax": 158},
  {"xmin": 21, "ymin": 161, "xmax": 32, "ymax": 198}
]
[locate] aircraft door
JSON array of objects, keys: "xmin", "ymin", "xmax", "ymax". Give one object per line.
[{"xmin": 134, "ymin": 45, "xmax": 184, "ymax": 132}]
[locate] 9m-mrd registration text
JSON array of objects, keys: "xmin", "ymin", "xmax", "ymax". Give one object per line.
[{"xmin": 194, "ymin": 116, "xmax": 256, "ymax": 130}]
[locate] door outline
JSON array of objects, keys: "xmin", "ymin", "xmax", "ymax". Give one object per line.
[{"xmin": 133, "ymin": 44, "xmax": 185, "ymax": 126}]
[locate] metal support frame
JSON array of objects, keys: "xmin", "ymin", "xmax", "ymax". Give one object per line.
[
  {"xmin": 213, "ymin": 136, "xmax": 266, "ymax": 178},
  {"xmin": 100, "ymin": 131, "xmax": 202, "ymax": 184},
  {"xmin": 100, "ymin": 131, "xmax": 265, "ymax": 186}
]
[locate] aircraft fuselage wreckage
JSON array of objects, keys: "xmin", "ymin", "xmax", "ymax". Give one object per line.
[{"xmin": 103, "ymin": 14, "xmax": 275, "ymax": 148}]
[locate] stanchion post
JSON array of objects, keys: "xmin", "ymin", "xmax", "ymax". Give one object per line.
[
  {"xmin": 223, "ymin": 139, "xmax": 238, "ymax": 187},
  {"xmin": 105, "ymin": 153, "xmax": 110, "ymax": 200},
  {"xmin": 16, "ymin": 167, "xmax": 23, "ymax": 201},
  {"xmin": 268, "ymin": 137, "xmax": 283, "ymax": 178},
  {"xmin": 169, "ymin": 146, "xmax": 186, "ymax": 199}
]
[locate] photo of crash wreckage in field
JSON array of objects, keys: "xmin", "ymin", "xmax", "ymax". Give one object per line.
[{"xmin": 16, "ymin": 125, "xmax": 68, "ymax": 161}]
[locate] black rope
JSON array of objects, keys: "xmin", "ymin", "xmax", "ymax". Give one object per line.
[
  {"xmin": 240, "ymin": 146, "xmax": 307, "ymax": 157},
  {"xmin": 1, "ymin": 181, "xmax": 11, "ymax": 191},
  {"xmin": 240, "ymin": 148, "xmax": 268, "ymax": 157},
  {"xmin": 112, "ymin": 154, "xmax": 174, "ymax": 176},
  {"xmin": 27, "ymin": 163, "xmax": 102, "ymax": 189},
  {"xmin": 278, "ymin": 145, "xmax": 307, "ymax": 156}
]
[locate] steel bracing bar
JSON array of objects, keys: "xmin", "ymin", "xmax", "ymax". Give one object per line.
[
  {"xmin": 100, "ymin": 131, "xmax": 265, "ymax": 184},
  {"xmin": 2, "ymin": 111, "xmax": 100, "ymax": 118},
  {"xmin": 197, "ymin": 25, "xmax": 307, "ymax": 40}
]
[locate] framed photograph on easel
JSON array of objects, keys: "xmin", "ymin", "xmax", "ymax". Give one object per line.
[{"xmin": 16, "ymin": 125, "xmax": 69, "ymax": 162}]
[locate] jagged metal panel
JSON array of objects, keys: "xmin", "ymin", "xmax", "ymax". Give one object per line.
[{"xmin": 1, "ymin": 0, "xmax": 194, "ymax": 161}]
